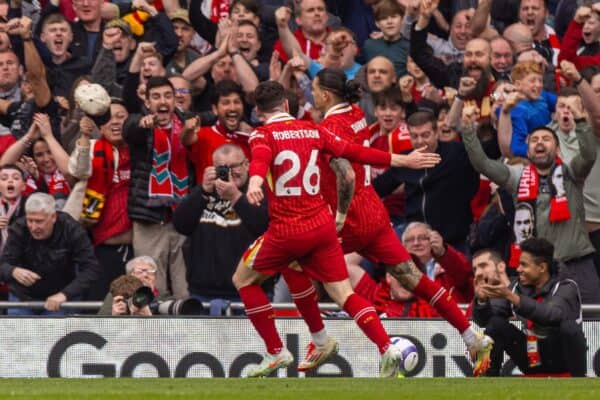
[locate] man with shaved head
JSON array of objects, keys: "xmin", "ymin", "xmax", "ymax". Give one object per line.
[
  {"xmin": 503, "ymin": 22, "xmax": 534, "ymax": 55},
  {"xmin": 359, "ymin": 56, "xmax": 397, "ymax": 123},
  {"xmin": 490, "ymin": 37, "xmax": 514, "ymax": 81}
]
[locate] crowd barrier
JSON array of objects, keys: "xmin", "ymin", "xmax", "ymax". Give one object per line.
[{"xmin": 1, "ymin": 317, "xmax": 599, "ymax": 378}]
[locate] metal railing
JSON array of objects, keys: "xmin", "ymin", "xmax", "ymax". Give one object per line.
[{"xmin": 1, "ymin": 301, "xmax": 600, "ymax": 316}]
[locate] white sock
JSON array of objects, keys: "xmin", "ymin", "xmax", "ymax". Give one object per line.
[
  {"xmin": 311, "ymin": 328, "xmax": 328, "ymax": 347},
  {"xmin": 461, "ymin": 326, "xmax": 477, "ymax": 347}
]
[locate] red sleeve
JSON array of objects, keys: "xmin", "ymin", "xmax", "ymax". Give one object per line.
[
  {"xmin": 320, "ymin": 127, "xmax": 391, "ymax": 167},
  {"xmin": 436, "ymin": 245, "xmax": 474, "ymax": 298},
  {"xmin": 273, "ymin": 40, "xmax": 290, "ymax": 63},
  {"xmin": 248, "ymin": 131, "xmax": 272, "ymax": 178},
  {"xmin": 0, "ymin": 135, "xmax": 16, "ymax": 158},
  {"xmin": 557, "ymin": 20, "xmax": 598, "ymax": 70}
]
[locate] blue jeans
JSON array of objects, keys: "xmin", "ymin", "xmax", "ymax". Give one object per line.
[{"xmin": 7, "ymin": 293, "xmax": 69, "ymax": 316}]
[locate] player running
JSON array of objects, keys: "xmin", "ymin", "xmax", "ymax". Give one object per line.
[
  {"xmin": 232, "ymin": 81, "xmax": 441, "ymax": 378},
  {"xmin": 283, "ymin": 68, "xmax": 493, "ymax": 377}
]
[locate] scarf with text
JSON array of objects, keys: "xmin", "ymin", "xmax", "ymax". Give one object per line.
[
  {"xmin": 509, "ymin": 158, "xmax": 570, "ymax": 267},
  {"xmin": 81, "ymin": 138, "xmax": 131, "ymax": 222},
  {"xmin": 148, "ymin": 115, "xmax": 189, "ymax": 207}
]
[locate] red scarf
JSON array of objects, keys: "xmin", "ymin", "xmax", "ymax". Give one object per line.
[
  {"xmin": 44, "ymin": 170, "xmax": 70, "ymax": 198},
  {"xmin": 210, "ymin": 0, "xmax": 230, "ymax": 22},
  {"xmin": 81, "ymin": 138, "xmax": 130, "ymax": 223},
  {"xmin": 148, "ymin": 116, "xmax": 189, "ymax": 207},
  {"xmin": 509, "ymin": 158, "xmax": 570, "ymax": 267}
]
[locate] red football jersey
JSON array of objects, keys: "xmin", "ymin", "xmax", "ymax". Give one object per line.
[
  {"xmin": 319, "ymin": 104, "xmax": 390, "ymax": 238},
  {"xmin": 189, "ymin": 123, "xmax": 250, "ymax": 180},
  {"xmin": 248, "ymin": 112, "xmax": 392, "ymax": 237}
]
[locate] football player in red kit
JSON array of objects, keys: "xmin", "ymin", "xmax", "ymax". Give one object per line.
[
  {"xmin": 282, "ymin": 68, "xmax": 493, "ymax": 377},
  {"xmin": 231, "ymin": 81, "xmax": 441, "ymax": 378}
]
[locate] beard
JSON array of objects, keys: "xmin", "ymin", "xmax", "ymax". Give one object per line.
[{"xmin": 461, "ymin": 66, "xmax": 492, "ymax": 101}]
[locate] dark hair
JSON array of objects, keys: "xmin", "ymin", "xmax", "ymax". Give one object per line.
[
  {"xmin": 372, "ymin": 85, "xmax": 404, "ymax": 108},
  {"xmin": 581, "ymin": 65, "xmax": 600, "ymax": 83},
  {"xmin": 237, "ymin": 19, "xmax": 260, "ymax": 35},
  {"xmin": 145, "ymin": 76, "xmax": 174, "ymax": 99},
  {"xmin": 557, "ymin": 87, "xmax": 580, "ymax": 98},
  {"xmin": 472, "ymin": 248, "xmax": 504, "ymax": 265},
  {"xmin": 230, "ymin": 0, "xmax": 260, "ymax": 18},
  {"xmin": 254, "ymin": 80, "xmax": 286, "ymax": 112},
  {"xmin": 316, "ymin": 68, "xmax": 361, "ymax": 104},
  {"xmin": 284, "ymin": 89, "xmax": 300, "ymax": 118},
  {"xmin": 211, "ymin": 79, "xmax": 244, "ymax": 106},
  {"xmin": 528, "ymin": 126, "xmax": 559, "ymax": 146},
  {"xmin": 373, "ymin": 0, "xmax": 405, "ymax": 21},
  {"xmin": 0, "ymin": 163, "xmax": 25, "ymax": 180},
  {"xmin": 407, "ymin": 110, "xmax": 437, "ymax": 129},
  {"xmin": 520, "ymin": 237, "xmax": 556, "ymax": 275}
]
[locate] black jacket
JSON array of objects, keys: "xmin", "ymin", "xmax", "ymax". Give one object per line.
[
  {"xmin": 409, "ymin": 24, "xmax": 463, "ymax": 89},
  {"xmin": 0, "ymin": 212, "xmax": 102, "ymax": 300},
  {"xmin": 473, "ymin": 274, "xmax": 583, "ymax": 338},
  {"xmin": 173, "ymin": 186, "xmax": 269, "ymax": 298},
  {"xmin": 373, "ymin": 141, "xmax": 479, "ymax": 246},
  {"xmin": 123, "ymin": 113, "xmax": 194, "ymax": 224}
]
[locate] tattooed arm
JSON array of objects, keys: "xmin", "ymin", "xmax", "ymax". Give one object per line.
[{"xmin": 329, "ymin": 158, "xmax": 355, "ymax": 232}]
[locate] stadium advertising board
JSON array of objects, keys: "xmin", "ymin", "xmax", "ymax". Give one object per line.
[{"xmin": 1, "ymin": 318, "xmax": 599, "ymax": 378}]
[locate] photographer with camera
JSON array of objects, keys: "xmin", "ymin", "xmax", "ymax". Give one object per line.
[
  {"xmin": 99, "ymin": 256, "xmax": 164, "ymax": 315},
  {"xmin": 472, "ymin": 239, "xmax": 587, "ymax": 377},
  {"xmin": 173, "ymin": 143, "xmax": 270, "ymax": 315},
  {"xmin": 110, "ymin": 275, "xmax": 154, "ymax": 316}
]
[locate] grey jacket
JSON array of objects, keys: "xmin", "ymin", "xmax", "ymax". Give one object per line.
[{"xmin": 461, "ymin": 121, "xmax": 596, "ymax": 262}]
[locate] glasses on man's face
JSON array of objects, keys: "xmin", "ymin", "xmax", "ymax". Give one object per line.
[
  {"xmin": 175, "ymin": 88, "xmax": 190, "ymax": 95},
  {"xmin": 133, "ymin": 268, "xmax": 157, "ymax": 275},
  {"xmin": 404, "ymin": 234, "xmax": 430, "ymax": 244},
  {"xmin": 219, "ymin": 160, "xmax": 248, "ymax": 170}
]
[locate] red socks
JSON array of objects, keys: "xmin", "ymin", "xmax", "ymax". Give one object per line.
[
  {"xmin": 412, "ymin": 275, "xmax": 470, "ymax": 333},
  {"xmin": 343, "ymin": 293, "xmax": 390, "ymax": 354},
  {"xmin": 282, "ymin": 269, "xmax": 325, "ymax": 333},
  {"xmin": 239, "ymin": 285, "xmax": 283, "ymax": 354}
]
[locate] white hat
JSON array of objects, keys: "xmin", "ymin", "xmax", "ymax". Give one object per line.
[{"xmin": 74, "ymin": 83, "xmax": 111, "ymax": 117}]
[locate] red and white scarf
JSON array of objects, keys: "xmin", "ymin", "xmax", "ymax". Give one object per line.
[
  {"xmin": 148, "ymin": 116, "xmax": 189, "ymax": 207},
  {"xmin": 81, "ymin": 138, "xmax": 130, "ymax": 223},
  {"xmin": 44, "ymin": 169, "xmax": 70, "ymax": 198},
  {"xmin": 509, "ymin": 158, "xmax": 570, "ymax": 267}
]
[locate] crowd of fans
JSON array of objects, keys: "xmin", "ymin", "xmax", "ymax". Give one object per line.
[{"xmin": 0, "ymin": 0, "xmax": 595, "ymax": 334}]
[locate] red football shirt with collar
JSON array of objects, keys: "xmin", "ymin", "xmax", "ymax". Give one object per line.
[
  {"xmin": 243, "ymin": 112, "xmax": 393, "ymax": 281},
  {"xmin": 318, "ymin": 104, "xmax": 393, "ymax": 243}
]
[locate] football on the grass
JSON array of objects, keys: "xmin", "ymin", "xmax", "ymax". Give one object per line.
[{"xmin": 391, "ymin": 336, "xmax": 419, "ymax": 376}]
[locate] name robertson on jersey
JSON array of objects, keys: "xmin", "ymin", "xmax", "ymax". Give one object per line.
[{"xmin": 272, "ymin": 129, "xmax": 320, "ymax": 140}]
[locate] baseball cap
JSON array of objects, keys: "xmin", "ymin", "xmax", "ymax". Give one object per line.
[
  {"xmin": 75, "ymin": 83, "xmax": 112, "ymax": 126},
  {"xmin": 169, "ymin": 9, "xmax": 191, "ymax": 25},
  {"xmin": 106, "ymin": 18, "xmax": 133, "ymax": 37}
]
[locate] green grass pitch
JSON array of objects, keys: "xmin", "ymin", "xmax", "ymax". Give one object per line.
[{"xmin": 0, "ymin": 378, "xmax": 598, "ymax": 400}]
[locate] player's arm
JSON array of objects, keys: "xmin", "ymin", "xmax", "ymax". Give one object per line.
[
  {"xmin": 321, "ymin": 127, "xmax": 441, "ymax": 169},
  {"xmin": 329, "ymin": 157, "xmax": 355, "ymax": 232},
  {"xmin": 247, "ymin": 133, "xmax": 273, "ymax": 205}
]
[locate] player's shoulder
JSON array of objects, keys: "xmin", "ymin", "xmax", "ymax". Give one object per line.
[{"xmin": 249, "ymin": 125, "xmax": 269, "ymax": 142}]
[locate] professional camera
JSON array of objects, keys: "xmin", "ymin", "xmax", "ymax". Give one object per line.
[
  {"xmin": 128, "ymin": 286, "xmax": 155, "ymax": 309},
  {"xmin": 150, "ymin": 298, "xmax": 204, "ymax": 315},
  {"xmin": 110, "ymin": 275, "xmax": 155, "ymax": 315},
  {"xmin": 215, "ymin": 165, "xmax": 230, "ymax": 181}
]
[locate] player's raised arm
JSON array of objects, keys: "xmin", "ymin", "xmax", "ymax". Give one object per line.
[{"xmin": 390, "ymin": 146, "xmax": 442, "ymax": 169}]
